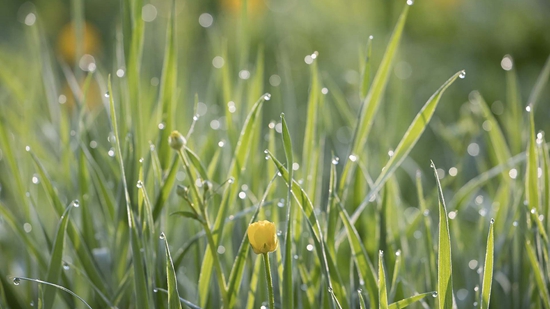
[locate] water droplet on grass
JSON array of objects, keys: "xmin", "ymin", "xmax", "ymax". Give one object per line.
[
  {"xmin": 159, "ymin": 233, "xmax": 166, "ymax": 240},
  {"xmin": 13, "ymin": 278, "xmax": 20, "ymax": 285},
  {"xmin": 73, "ymin": 200, "xmax": 80, "ymax": 207},
  {"xmin": 459, "ymin": 70, "xmax": 466, "ymax": 79},
  {"xmin": 432, "ymin": 292, "xmax": 438, "ymax": 298}
]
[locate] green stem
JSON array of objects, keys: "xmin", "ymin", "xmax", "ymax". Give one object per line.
[
  {"xmin": 176, "ymin": 149, "xmax": 229, "ymax": 308},
  {"xmin": 263, "ymin": 253, "xmax": 275, "ymax": 309}
]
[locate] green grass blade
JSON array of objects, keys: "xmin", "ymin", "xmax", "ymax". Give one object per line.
[
  {"xmin": 185, "ymin": 147, "xmax": 209, "ymax": 181},
  {"xmin": 336, "ymin": 197, "xmax": 378, "ymax": 308},
  {"xmin": 340, "ymin": 3, "xmax": 409, "ymax": 195},
  {"xmin": 152, "ymin": 155, "xmax": 178, "ymax": 220},
  {"xmin": 480, "ymin": 219, "xmax": 494, "ymax": 309},
  {"xmin": 42, "ymin": 203, "xmax": 73, "ymax": 309},
  {"xmin": 379, "ymin": 251, "xmax": 388, "ymax": 309},
  {"xmin": 431, "ymin": 161, "xmax": 454, "ymax": 309},
  {"xmin": 245, "ymin": 256, "xmax": 262, "ymax": 309},
  {"xmin": 281, "ymin": 113, "xmax": 295, "ymax": 309},
  {"xmin": 388, "ymin": 292, "xmax": 434, "ymax": 309},
  {"xmin": 161, "ymin": 233, "xmax": 183, "ymax": 309},
  {"xmin": 198, "ymin": 94, "xmax": 267, "ymax": 306},
  {"xmin": 525, "ymin": 240, "xmax": 550, "ymax": 308},
  {"xmin": 350, "ymin": 70, "xmax": 462, "ymax": 223},
  {"xmin": 302, "ymin": 59, "xmax": 319, "ymax": 193},
  {"xmin": 528, "ymin": 55, "xmax": 550, "ymax": 110},
  {"xmin": 359, "ymin": 290, "xmax": 367, "ymax": 309},
  {"xmin": 157, "ymin": 0, "xmax": 178, "ymax": 170},
  {"xmin": 12, "ymin": 276, "xmax": 92, "ymax": 309},
  {"xmin": 360, "ymin": 35, "xmax": 373, "ymax": 100},
  {"xmin": 108, "ymin": 76, "xmax": 151, "ymax": 309},
  {"xmin": 154, "ymin": 288, "xmax": 201, "ymax": 309}
]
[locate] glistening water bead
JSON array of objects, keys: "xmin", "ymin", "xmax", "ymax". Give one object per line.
[
  {"xmin": 73, "ymin": 200, "xmax": 80, "ymax": 207},
  {"xmin": 459, "ymin": 70, "xmax": 466, "ymax": 79},
  {"xmin": 13, "ymin": 278, "xmax": 20, "ymax": 285},
  {"xmin": 159, "ymin": 233, "xmax": 166, "ymax": 240}
]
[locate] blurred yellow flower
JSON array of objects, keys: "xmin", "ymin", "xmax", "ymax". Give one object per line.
[
  {"xmin": 57, "ymin": 22, "xmax": 101, "ymax": 64},
  {"xmin": 247, "ymin": 220, "xmax": 278, "ymax": 254},
  {"xmin": 221, "ymin": 0, "xmax": 265, "ymax": 15}
]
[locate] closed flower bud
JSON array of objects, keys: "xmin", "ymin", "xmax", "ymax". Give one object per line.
[
  {"xmin": 168, "ymin": 131, "xmax": 186, "ymax": 150},
  {"xmin": 176, "ymin": 184, "xmax": 189, "ymax": 197},
  {"xmin": 247, "ymin": 220, "xmax": 278, "ymax": 254}
]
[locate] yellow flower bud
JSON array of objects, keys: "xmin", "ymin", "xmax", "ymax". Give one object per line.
[
  {"xmin": 247, "ymin": 220, "xmax": 278, "ymax": 254},
  {"xmin": 168, "ymin": 130, "xmax": 186, "ymax": 150}
]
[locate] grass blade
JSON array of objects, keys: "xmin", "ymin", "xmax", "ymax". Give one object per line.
[
  {"xmin": 379, "ymin": 251, "xmax": 388, "ymax": 309},
  {"xmin": 480, "ymin": 219, "xmax": 494, "ymax": 309},
  {"xmin": 525, "ymin": 240, "xmax": 550, "ymax": 308},
  {"xmin": 281, "ymin": 113, "xmax": 295, "ymax": 309},
  {"xmin": 431, "ymin": 161, "xmax": 454, "ymax": 309},
  {"xmin": 360, "ymin": 35, "xmax": 374, "ymax": 100},
  {"xmin": 43, "ymin": 203, "xmax": 74, "ymax": 309},
  {"xmin": 161, "ymin": 233, "xmax": 183, "ymax": 309},
  {"xmin": 388, "ymin": 292, "xmax": 434, "ymax": 309},
  {"xmin": 528, "ymin": 55, "xmax": 550, "ymax": 110}
]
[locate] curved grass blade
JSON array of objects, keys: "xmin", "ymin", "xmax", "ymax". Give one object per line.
[
  {"xmin": 480, "ymin": 219, "xmax": 494, "ymax": 309},
  {"xmin": 350, "ymin": 70, "xmax": 463, "ymax": 223},
  {"xmin": 388, "ymin": 292, "xmax": 434, "ymax": 309},
  {"xmin": 161, "ymin": 233, "xmax": 183, "ymax": 309},
  {"xmin": 379, "ymin": 251, "xmax": 388, "ymax": 309},
  {"xmin": 185, "ymin": 147, "xmax": 209, "ymax": 181},
  {"xmin": 10, "ymin": 276, "xmax": 92, "ymax": 309},
  {"xmin": 504, "ymin": 59, "xmax": 523, "ymax": 155},
  {"xmin": 43, "ymin": 203, "xmax": 74, "ymax": 309},
  {"xmin": 302, "ymin": 60, "xmax": 319, "ymax": 193},
  {"xmin": 198, "ymin": 94, "xmax": 268, "ymax": 307},
  {"xmin": 153, "ymin": 288, "xmax": 202, "ymax": 309},
  {"xmin": 108, "ymin": 76, "xmax": 151, "ymax": 309},
  {"xmin": 529, "ymin": 54, "xmax": 550, "ymax": 110},
  {"xmin": 389, "ymin": 250, "xmax": 402, "ymax": 302},
  {"xmin": 281, "ymin": 113, "xmax": 294, "ymax": 309},
  {"xmin": 359, "ymin": 290, "xmax": 367, "ymax": 309},
  {"xmin": 431, "ymin": 161, "xmax": 454, "ymax": 309},
  {"xmin": 525, "ymin": 240, "xmax": 550, "ymax": 308},
  {"xmin": 340, "ymin": 3, "xmax": 409, "ymax": 195},
  {"xmin": 360, "ymin": 35, "xmax": 374, "ymax": 100}
]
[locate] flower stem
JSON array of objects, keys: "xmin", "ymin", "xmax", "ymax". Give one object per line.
[{"xmin": 263, "ymin": 253, "xmax": 275, "ymax": 309}]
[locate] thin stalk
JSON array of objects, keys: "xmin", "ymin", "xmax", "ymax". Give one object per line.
[
  {"xmin": 176, "ymin": 149, "xmax": 229, "ymax": 308},
  {"xmin": 263, "ymin": 253, "xmax": 275, "ymax": 309}
]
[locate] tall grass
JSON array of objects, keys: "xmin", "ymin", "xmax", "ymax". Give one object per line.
[{"xmin": 1, "ymin": 0, "xmax": 550, "ymax": 308}]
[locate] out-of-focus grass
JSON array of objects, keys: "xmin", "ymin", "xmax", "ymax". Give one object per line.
[{"xmin": 1, "ymin": 0, "xmax": 550, "ymax": 308}]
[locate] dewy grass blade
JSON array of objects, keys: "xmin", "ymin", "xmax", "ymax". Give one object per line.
[
  {"xmin": 350, "ymin": 70, "xmax": 463, "ymax": 223},
  {"xmin": 108, "ymin": 76, "xmax": 151, "ymax": 309},
  {"xmin": 340, "ymin": 3, "xmax": 409, "ymax": 195},
  {"xmin": 9, "ymin": 276, "xmax": 92, "ymax": 309},
  {"xmin": 281, "ymin": 113, "xmax": 294, "ymax": 309},
  {"xmin": 198, "ymin": 94, "xmax": 267, "ymax": 306},
  {"xmin": 525, "ymin": 240, "xmax": 550, "ymax": 308},
  {"xmin": 161, "ymin": 233, "xmax": 183, "ymax": 309},
  {"xmin": 431, "ymin": 161, "xmax": 454, "ymax": 309},
  {"xmin": 388, "ymin": 292, "xmax": 435, "ymax": 309},
  {"xmin": 528, "ymin": 55, "xmax": 550, "ymax": 110},
  {"xmin": 43, "ymin": 203, "xmax": 73, "ymax": 309},
  {"xmin": 480, "ymin": 219, "xmax": 494, "ymax": 309},
  {"xmin": 360, "ymin": 35, "xmax": 373, "ymax": 100},
  {"xmin": 379, "ymin": 251, "xmax": 389, "ymax": 309},
  {"xmin": 153, "ymin": 288, "xmax": 202, "ymax": 309}
]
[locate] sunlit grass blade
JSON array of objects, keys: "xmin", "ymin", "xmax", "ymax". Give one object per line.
[
  {"xmin": 480, "ymin": 219, "xmax": 494, "ymax": 309},
  {"xmin": 388, "ymin": 292, "xmax": 434, "ymax": 309},
  {"xmin": 43, "ymin": 203, "xmax": 74, "ymax": 309},
  {"xmin": 340, "ymin": 3, "xmax": 409, "ymax": 195},
  {"xmin": 416, "ymin": 172, "xmax": 436, "ymax": 288},
  {"xmin": 198, "ymin": 94, "xmax": 267, "ymax": 306},
  {"xmin": 108, "ymin": 76, "xmax": 151, "ymax": 309},
  {"xmin": 525, "ymin": 240, "xmax": 550, "ymax": 308},
  {"xmin": 157, "ymin": 0, "xmax": 177, "ymax": 170},
  {"xmin": 154, "ymin": 288, "xmax": 201, "ymax": 309},
  {"xmin": 281, "ymin": 113, "xmax": 295, "ymax": 309},
  {"xmin": 11, "ymin": 276, "xmax": 92, "ymax": 309},
  {"xmin": 389, "ymin": 250, "xmax": 402, "ymax": 302},
  {"xmin": 359, "ymin": 290, "xmax": 367, "ymax": 309},
  {"xmin": 185, "ymin": 147, "xmax": 209, "ymax": 180},
  {"xmin": 161, "ymin": 233, "xmax": 183, "ymax": 309},
  {"xmin": 528, "ymin": 55, "xmax": 550, "ymax": 110},
  {"xmin": 336, "ymin": 196, "xmax": 378, "ymax": 307},
  {"xmin": 152, "ymin": 155, "xmax": 178, "ymax": 220},
  {"xmin": 245, "ymin": 256, "xmax": 262, "ymax": 309},
  {"xmin": 302, "ymin": 59, "xmax": 319, "ymax": 193},
  {"xmin": 431, "ymin": 161, "xmax": 454, "ymax": 309},
  {"xmin": 350, "ymin": 70, "xmax": 463, "ymax": 223},
  {"xmin": 360, "ymin": 35, "xmax": 373, "ymax": 100},
  {"xmin": 379, "ymin": 251, "xmax": 388, "ymax": 309}
]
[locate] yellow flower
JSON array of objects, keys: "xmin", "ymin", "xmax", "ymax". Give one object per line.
[
  {"xmin": 247, "ymin": 220, "xmax": 278, "ymax": 254},
  {"xmin": 168, "ymin": 131, "xmax": 186, "ymax": 150}
]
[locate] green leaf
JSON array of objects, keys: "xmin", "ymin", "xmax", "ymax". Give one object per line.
[
  {"xmin": 350, "ymin": 70, "xmax": 463, "ymax": 223},
  {"xmin": 526, "ymin": 240, "xmax": 550, "ymax": 308},
  {"xmin": 389, "ymin": 292, "xmax": 434, "ymax": 309},
  {"xmin": 161, "ymin": 233, "xmax": 183, "ymax": 309},
  {"xmin": 171, "ymin": 211, "xmax": 202, "ymax": 222},
  {"xmin": 379, "ymin": 251, "xmax": 388, "ymax": 309},
  {"xmin": 360, "ymin": 35, "xmax": 374, "ymax": 100},
  {"xmin": 359, "ymin": 290, "xmax": 367, "ymax": 309},
  {"xmin": 480, "ymin": 220, "xmax": 494, "ymax": 309},
  {"xmin": 528, "ymin": 54, "xmax": 550, "ymax": 111},
  {"xmin": 43, "ymin": 203, "xmax": 73, "ymax": 309},
  {"xmin": 198, "ymin": 94, "xmax": 267, "ymax": 306},
  {"xmin": 431, "ymin": 161, "xmax": 454, "ymax": 309},
  {"xmin": 281, "ymin": 113, "xmax": 295, "ymax": 309},
  {"xmin": 152, "ymin": 155, "xmax": 179, "ymax": 221}
]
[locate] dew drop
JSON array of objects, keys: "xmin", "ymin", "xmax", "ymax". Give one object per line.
[
  {"xmin": 432, "ymin": 292, "xmax": 438, "ymax": 298},
  {"xmin": 30, "ymin": 301, "xmax": 34, "ymax": 306},
  {"xmin": 379, "ymin": 250, "xmax": 384, "ymax": 257},
  {"xmin": 526, "ymin": 105, "xmax": 532, "ymax": 112},
  {"xmin": 264, "ymin": 93, "xmax": 271, "ymax": 101},
  {"xmin": 265, "ymin": 156, "xmax": 271, "ymax": 160},
  {"xmin": 153, "ymin": 288, "xmax": 158, "ymax": 293},
  {"xmin": 293, "ymin": 254, "xmax": 299, "ymax": 260},
  {"xmin": 136, "ymin": 181, "xmax": 143, "ymax": 188},
  {"xmin": 331, "ymin": 157, "xmax": 339, "ymax": 165},
  {"xmin": 513, "ymin": 221, "xmax": 518, "ymax": 227},
  {"xmin": 25, "ymin": 146, "xmax": 31, "ymax": 152},
  {"xmin": 159, "ymin": 232, "xmax": 166, "ymax": 240},
  {"xmin": 459, "ymin": 70, "xmax": 466, "ymax": 79},
  {"xmin": 13, "ymin": 278, "xmax": 20, "ymax": 285},
  {"xmin": 328, "ymin": 287, "xmax": 333, "ymax": 293},
  {"xmin": 406, "ymin": 0, "xmax": 414, "ymax": 5},
  {"xmin": 264, "ymin": 149, "xmax": 269, "ymax": 154},
  {"xmin": 158, "ymin": 122, "xmax": 165, "ymax": 130},
  {"xmin": 490, "ymin": 218, "xmax": 495, "ymax": 224},
  {"xmin": 348, "ymin": 154, "xmax": 357, "ymax": 162},
  {"xmin": 104, "ymin": 92, "xmax": 110, "ymax": 98},
  {"xmin": 63, "ymin": 261, "xmax": 70, "ymax": 270},
  {"xmin": 277, "ymin": 230, "xmax": 282, "ymax": 236},
  {"xmin": 306, "ymin": 244, "xmax": 314, "ymax": 251},
  {"xmin": 108, "ymin": 149, "xmax": 115, "ymax": 157},
  {"xmin": 193, "ymin": 115, "xmax": 199, "ymax": 121},
  {"xmin": 139, "ymin": 157, "xmax": 144, "ymax": 163},
  {"xmin": 395, "ymin": 250, "xmax": 401, "ymax": 256},
  {"xmin": 228, "ymin": 177, "xmax": 235, "ymax": 184},
  {"xmin": 72, "ymin": 200, "xmax": 80, "ymax": 207},
  {"xmin": 423, "ymin": 210, "xmax": 430, "ymax": 216}
]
